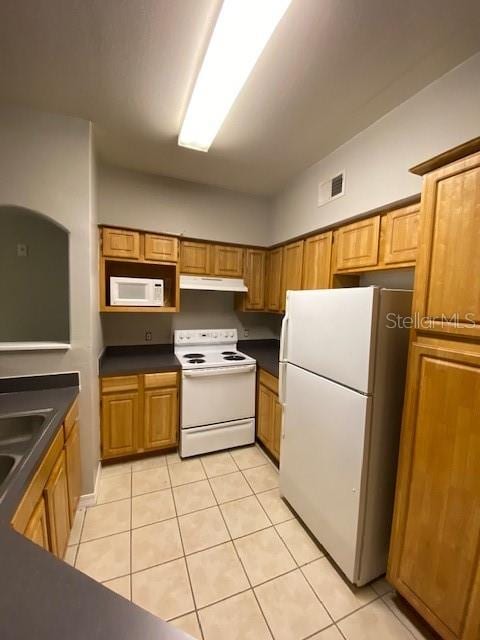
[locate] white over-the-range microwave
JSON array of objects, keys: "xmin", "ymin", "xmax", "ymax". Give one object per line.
[{"xmin": 110, "ymin": 276, "xmax": 165, "ymax": 306}]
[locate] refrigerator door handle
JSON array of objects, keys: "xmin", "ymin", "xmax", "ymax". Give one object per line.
[
  {"xmin": 279, "ymin": 314, "xmax": 289, "ymax": 362},
  {"xmin": 278, "ymin": 362, "xmax": 287, "ymax": 406}
]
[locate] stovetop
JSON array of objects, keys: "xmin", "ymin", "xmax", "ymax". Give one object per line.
[{"xmin": 174, "ymin": 329, "xmax": 256, "ymax": 370}]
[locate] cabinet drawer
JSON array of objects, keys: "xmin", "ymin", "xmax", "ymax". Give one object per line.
[
  {"xmin": 64, "ymin": 396, "xmax": 79, "ymax": 438},
  {"xmin": 101, "ymin": 375, "xmax": 139, "ymax": 393},
  {"xmin": 102, "ymin": 227, "xmax": 140, "ymax": 260},
  {"xmin": 144, "ymin": 371, "xmax": 178, "ymax": 389},
  {"xmin": 145, "ymin": 234, "xmax": 179, "ymax": 262},
  {"xmin": 259, "ymin": 369, "xmax": 278, "ymax": 395},
  {"xmin": 335, "ymin": 216, "xmax": 380, "ymax": 271}
]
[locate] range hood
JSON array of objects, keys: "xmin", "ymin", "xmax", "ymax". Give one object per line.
[{"xmin": 180, "ymin": 275, "xmax": 248, "ymax": 293}]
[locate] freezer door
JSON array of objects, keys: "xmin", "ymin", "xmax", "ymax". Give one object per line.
[
  {"xmin": 284, "ymin": 287, "xmax": 378, "ymax": 394},
  {"xmin": 279, "ymin": 363, "xmax": 371, "ymax": 583}
]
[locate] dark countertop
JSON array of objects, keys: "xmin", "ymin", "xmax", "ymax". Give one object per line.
[
  {"xmin": 99, "ymin": 344, "xmax": 181, "ymax": 377},
  {"xmin": 239, "ymin": 339, "xmax": 280, "ymax": 377},
  {"xmin": 0, "ymin": 374, "xmax": 188, "ymax": 640}
]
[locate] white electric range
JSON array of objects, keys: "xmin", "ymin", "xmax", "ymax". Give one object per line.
[{"xmin": 174, "ymin": 329, "xmax": 256, "ymax": 457}]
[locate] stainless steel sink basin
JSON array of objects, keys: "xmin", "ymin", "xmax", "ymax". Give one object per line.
[
  {"xmin": 0, "ymin": 411, "xmax": 51, "ymax": 447},
  {"xmin": 0, "ymin": 454, "xmax": 16, "ymax": 487}
]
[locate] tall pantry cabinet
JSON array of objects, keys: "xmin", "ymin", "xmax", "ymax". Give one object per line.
[{"xmin": 388, "ymin": 139, "xmax": 480, "ymax": 640}]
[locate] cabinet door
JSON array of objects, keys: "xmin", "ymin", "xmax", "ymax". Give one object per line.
[
  {"xmin": 302, "ymin": 231, "xmax": 332, "ymax": 289},
  {"xmin": 335, "ymin": 216, "xmax": 380, "ymax": 271},
  {"xmin": 44, "ymin": 450, "xmax": 71, "ymax": 559},
  {"xmin": 414, "ymin": 153, "xmax": 480, "ymax": 336},
  {"xmin": 102, "ymin": 227, "xmax": 140, "ymax": 259},
  {"xmin": 144, "ymin": 387, "xmax": 178, "ymax": 450},
  {"xmin": 272, "ymin": 398, "xmax": 282, "ymax": 460},
  {"xmin": 65, "ymin": 420, "xmax": 81, "ymax": 523},
  {"xmin": 243, "ymin": 249, "xmax": 266, "ymax": 310},
  {"xmin": 180, "ymin": 241, "xmax": 212, "ymax": 275},
  {"xmin": 101, "ymin": 391, "xmax": 139, "ymax": 459},
  {"xmin": 266, "ymin": 248, "xmax": 284, "ymax": 311},
  {"xmin": 145, "ymin": 234, "xmax": 179, "ymax": 262},
  {"xmin": 213, "ymin": 245, "xmax": 244, "ymax": 277},
  {"xmin": 24, "ymin": 496, "xmax": 50, "ymax": 551},
  {"xmin": 257, "ymin": 383, "xmax": 274, "ymax": 450},
  {"xmin": 388, "ymin": 338, "xmax": 480, "ymax": 640},
  {"xmin": 384, "ymin": 205, "xmax": 420, "ymax": 264},
  {"xmin": 281, "ymin": 241, "xmax": 304, "ymax": 310}
]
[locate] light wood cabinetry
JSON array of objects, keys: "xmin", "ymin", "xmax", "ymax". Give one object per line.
[
  {"xmin": 388, "ymin": 140, "xmax": 480, "ymax": 640},
  {"xmin": 100, "ymin": 372, "xmax": 179, "ymax": 461},
  {"xmin": 256, "ymin": 370, "xmax": 281, "ymax": 461},
  {"xmin": 180, "ymin": 241, "xmax": 212, "ymax": 275},
  {"xmin": 24, "ymin": 496, "xmax": 49, "ymax": 551},
  {"xmin": 65, "ymin": 421, "xmax": 81, "ymax": 523},
  {"xmin": 237, "ymin": 249, "xmax": 266, "ymax": 311},
  {"xmin": 265, "ymin": 247, "xmax": 283, "ymax": 312},
  {"xmin": 302, "ymin": 231, "xmax": 333, "ymax": 289},
  {"xmin": 213, "ymin": 245, "xmax": 244, "ymax": 277},
  {"xmin": 144, "ymin": 373, "xmax": 178, "ymax": 450},
  {"xmin": 144, "ymin": 234, "xmax": 179, "ymax": 262},
  {"xmin": 102, "ymin": 227, "xmax": 140, "ymax": 260},
  {"xmin": 44, "ymin": 450, "xmax": 71, "ymax": 559},
  {"xmin": 335, "ymin": 216, "xmax": 380, "ymax": 271},
  {"xmin": 384, "ymin": 205, "xmax": 420, "ymax": 265},
  {"xmin": 281, "ymin": 241, "xmax": 304, "ymax": 310}
]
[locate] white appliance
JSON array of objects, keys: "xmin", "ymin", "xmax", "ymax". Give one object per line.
[
  {"xmin": 110, "ymin": 276, "xmax": 164, "ymax": 306},
  {"xmin": 279, "ymin": 287, "xmax": 412, "ymax": 586},
  {"xmin": 175, "ymin": 329, "xmax": 256, "ymax": 457},
  {"xmin": 180, "ymin": 275, "xmax": 248, "ymax": 293}
]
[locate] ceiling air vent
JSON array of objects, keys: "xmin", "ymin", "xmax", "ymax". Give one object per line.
[{"xmin": 318, "ymin": 170, "xmax": 345, "ymax": 207}]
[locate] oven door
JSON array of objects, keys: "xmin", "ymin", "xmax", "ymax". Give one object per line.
[{"xmin": 181, "ymin": 364, "xmax": 256, "ymax": 429}]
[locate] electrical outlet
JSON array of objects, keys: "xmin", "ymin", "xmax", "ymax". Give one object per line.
[
  {"xmin": 145, "ymin": 330, "xmax": 152, "ymax": 342},
  {"xmin": 243, "ymin": 329, "xmax": 249, "ymax": 338},
  {"xmin": 17, "ymin": 243, "xmax": 28, "ymax": 257}
]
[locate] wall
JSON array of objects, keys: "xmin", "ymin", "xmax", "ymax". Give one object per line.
[
  {"xmin": 101, "ymin": 291, "xmax": 282, "ymax": 345},
  {"xmin": 0, "ymin": 207, "xmax": 69, "ymax": 342},
  {"xmin": 0, "ymin": 106, "xmax": 101, "ymax": 495},
  {"xmin": 272, "ymin": 52, "xmax": 480, "ymax": 243},
  {"xmin": 97, "ymin": 163, "xmax": 272, "ymax": 246}
]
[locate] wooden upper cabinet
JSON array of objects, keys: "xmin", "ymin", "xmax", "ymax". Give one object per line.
[
  {"xmin": 242, "ymin": 249, "xmax": 266, "ymax": 310},
  {"xmin": 44, "ymin": 450, "xmax": 71, "ymax": 559},
  {"xmin": 144, "ymin": 234, "xmax": 178, "ymax": 262},
  {"xmin": 281, "ymin": 240, "xmax": 304, "ymax": 310},
  {"xmin": 335, "ymin": 215, "xmax": 380, "ymax": 271},
  {"xmin": 24, "ymin": 496, "xmax": 49, "ymax": 551},
  {"xmin": 213, "ymin": 245, "xmax": 244, "ymax": 277},
  {"xmin": 102, "ymin": 227, "xmax": 140, "ymax": 260},
  {"xmin": 265, "ymin": 247, "xmax": 284, "ymax": 312},
  {"xmin": 384, "ymin": 205, "xmax": 420, "ymax": 265},
  {"xmin": 180, "ymin": 241, "xmax": 212, "ymax": 275},
  {"xmin": 388, "ymin": 337, "xmax": 480, "ymax": 639},
  {"xmin": 413, "ymin": 152, "xmax": 480, "ymax": 336},
  {"xmin": 302, "ymin": 231, "xmax": 333, "ymax": 289},
  {"xmin": 101, "ymin": 378, "xmax": 139, "ymax": 459}
]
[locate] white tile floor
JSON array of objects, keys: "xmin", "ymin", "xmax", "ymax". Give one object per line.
[{"xmin": 65, "ymin": 445, "xmax": 431, "ymax": 640}]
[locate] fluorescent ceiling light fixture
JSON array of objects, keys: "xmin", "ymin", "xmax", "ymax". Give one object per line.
[{"xmin": 178, "ymin": 0, "xmax": 292, "ymax": 152}]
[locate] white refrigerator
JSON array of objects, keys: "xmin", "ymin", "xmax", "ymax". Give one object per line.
[{"xmin": 279, "ymin": 286, "xmax": 412, "ymax": 586}]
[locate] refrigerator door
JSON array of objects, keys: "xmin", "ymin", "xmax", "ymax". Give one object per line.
[
  {"xmin": 279, "ymin": 363, "xmax": 371, "ymax": 583},
  {"xmin": 282, "ymin": 287, "xmax": 378, "ymax": 394}
]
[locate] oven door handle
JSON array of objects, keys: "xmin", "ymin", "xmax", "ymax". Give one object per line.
[{"xmin": 183, "ymin": 365, "xmax": 256, "ymax": 378}]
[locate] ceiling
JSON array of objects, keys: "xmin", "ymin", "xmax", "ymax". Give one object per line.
[{"xmin": 1, "ymin": 0, "xmax": 479, "ymax": 196}]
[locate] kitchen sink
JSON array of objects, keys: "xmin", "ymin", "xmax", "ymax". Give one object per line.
[
  {"xmin": 0, "ymin": 412, "xmax": 51, "ymax": 447},
  {"xmin": 0, "ymin": 454, "xmax": 17, "ymax": 488}
]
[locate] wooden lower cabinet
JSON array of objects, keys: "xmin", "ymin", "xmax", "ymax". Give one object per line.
[
  {"xmin": 44, "ymin": 450, "xmax": 71, "ymax": 559},
  {"xmin": 256, "ymin": 370, "xmax": 282, "ymax": 461},
  {"xmin": 65, "ymin": 420, "xmax": 82, "ymax": 523},
  {"xmin": 388, "ymin": 336, "xmax": 480, "ymax": 640},
  {"xmin": 101, "ymin": 372, "xmax": 179, "ymax": 460},
  {"xmin": 24, "ymin": 496, "xmax": 49, "ymax": 551}
]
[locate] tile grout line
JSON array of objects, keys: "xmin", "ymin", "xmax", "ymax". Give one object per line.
[
  {"xmin": 166, "ymin": 459, "xmax": 199, "ymax": 626},
  {"xmin": 201, "ymin": 456, "xmax": 276, "ymax": 640}
]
